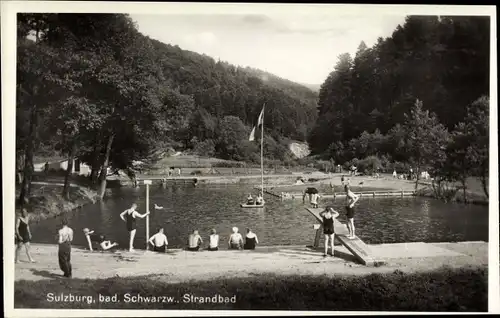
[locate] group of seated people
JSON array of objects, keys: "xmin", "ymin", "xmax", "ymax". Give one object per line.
[
  {"xmin": 188, "ymin": 227, "xmax": 259, "ymax": 251},
  {"xmin": 246, "ymin": 193, "xmax": 264, "ymax": 205},
  {"xmin": 84, "ymin": 226, "xmax": 260, "ymax": 253}
]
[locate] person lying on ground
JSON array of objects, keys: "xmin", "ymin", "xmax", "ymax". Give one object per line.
[
  {"xmin": 188, "ymin": 230, "xmax": 203, "ymax": 251},
  {"xmin": 228, "ymin": 227, "xmax": 243, "ymax": 250},
  {"xmin": 149, "ymin": 227, "xmax": 168, "ymax": 253},
  {"xmin": 244, "ymin": 228, "xmax": 259, "ymax": 250},
  {"xmin": 83, "ymin": 228, "xmax": 118, "ymax": 251}
]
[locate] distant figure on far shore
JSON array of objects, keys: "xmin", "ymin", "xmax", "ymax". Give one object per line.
[
  {"xmin": 176, "ymin": 167, "xmax": 181, "ymax": 176},
  {"xmin": 228, "ymin": 227, "xmax": 243, "ymax": 250},
  {"xmin": 393, "ymin": 170, "xmax": 397, "ymax": 178},
  {"xmin": 188, "ymin": 230, "xmax": 203, "ymax": 251},
  {"xmin": 244, "ymin": 228, "xmax": 259, "ymax": 250}
]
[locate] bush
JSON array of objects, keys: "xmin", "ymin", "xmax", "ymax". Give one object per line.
[
  {"xmin": 193, "ymin": 139, "xmax": 216, "ymax": 157},
  {"xmin": 190, "ymin": 170, "xmax": 203, "ymax": 176},
  {"xmin": 212, "ymin": 161, "xmax": 246, "ymax": 168},
  {"xmin": 357, "ymin": 156, "xmax": 383, "ymax": 175}
]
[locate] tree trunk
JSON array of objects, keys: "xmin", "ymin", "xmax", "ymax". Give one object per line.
[
  {"xmin": 90, "ymin": 141, "xmax": 101, "ymax": 185},
  {"xmin": 98, "ymin": 134, "xmax": 115, "ymax": 200},
  {"xmin": 62, "ymin": 141, "xmax": 77, "ymax": 200},
  {"xmin": 414, "ymin": 163, "xmax": 420, "ymax": 191},
  {"xmin": 18, "ymin": 106, "xmax": 38, "ymax": 207},
  {"xmin": 480, "ymin": 163, "xmax": 489, "ymax": 199},
  {"xmin": 461, "ymin": 177, "xmax": 467, "ymax": 203}
]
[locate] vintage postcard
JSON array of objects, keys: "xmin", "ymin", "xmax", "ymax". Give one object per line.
[{"xmin": 2, "ymin": 1, "xmax": 498, "ymax": 317}]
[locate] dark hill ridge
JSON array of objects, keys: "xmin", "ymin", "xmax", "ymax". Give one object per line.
[{"xmin": 148, "ymin": 36, "xmax": 318, "ymax": 142}]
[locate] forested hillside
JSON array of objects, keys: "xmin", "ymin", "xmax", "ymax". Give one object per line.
[
  {"xmin": 309, "ymin": 16, "xmax": 489, "ymax": 160},
  {"xmin": 16, "ymin": 13, "xmax": 318, "ymax": 202}
]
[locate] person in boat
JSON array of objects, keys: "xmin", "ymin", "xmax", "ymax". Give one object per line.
[
  {"xmin": 244, "ymin": 228, "xmax": 259, "ymax": 250},
  {"xmin": 319, "ymin": 207, "xmax": 339, "ymax": 257},
  {"xmin": 228, "ymin": 227, "xmax": 243, "ymax": 250},
  {"xmin": 193, "ymin": 178, "xmax": 198, "ymax": 187},
  {"xmin": 15, "ymin": 208, "xmax": 35, "ymax": 263},
  {"xmin": 188, "ymin": 230, "xmax": 203, "ymax": 251},
  {"xmin": 345, "ymin": 185, "xmax": 360, "ymax": 240},
  {"xmin": 149, "ymin": 227, "xmax": 168, "ymax": 253},
  {"xmin": 255, "ymin": 194, "xmax": 264, "ymax": 205},
  {"xmin": 83, "ymin": 228, "xmax": 118, "ymax": 252},
  {"xmin": 246, "ymin": 194, "xmax": 255, "ymax": 205},
  {"xmin": 119, "ymin": 203, "xmax": 150, "ymax": 252},
  {"xmin": 208, "ymin": 228, "xmax": 219, "ymax": 251}
]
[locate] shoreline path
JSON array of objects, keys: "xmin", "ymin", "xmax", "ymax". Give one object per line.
[{"xmin": 14, "ymin": 242, "xmax": 487, "ymax": 282}]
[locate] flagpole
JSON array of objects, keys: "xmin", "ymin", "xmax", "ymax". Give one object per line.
[{"xmin": 260, "ymin": 105, "xmax": 264, "ymax": 198}]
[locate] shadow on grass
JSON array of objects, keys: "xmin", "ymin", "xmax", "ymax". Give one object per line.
[
  {"xmin": 15, "ymin": 265, "xmax": 487, "ymax": 311},
  {"xmin": 30, "ymin": 269, "xmax": 64, "ymax": 279}
]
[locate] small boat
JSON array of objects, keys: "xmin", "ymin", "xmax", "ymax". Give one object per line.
[{"xmin": 240, "ymin": 203, "xmax": 265, "ymax": 208}]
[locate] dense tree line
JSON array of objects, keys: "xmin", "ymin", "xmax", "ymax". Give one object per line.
[
  {"xmin": 16, "ymin": 13, "xmax": 318, "ymax": 204},
  {"xmin": 309, "ymin": 15, "xmax": 490, "ymax": 199}
]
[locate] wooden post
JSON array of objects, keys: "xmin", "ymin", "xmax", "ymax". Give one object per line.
[
  {"xmin": 313, "ymin": 224, "xmax": 322, "ymax": 248},
  {"xmin": 144, "ymin": 179, "xmax": 152, "ymax": 250}
]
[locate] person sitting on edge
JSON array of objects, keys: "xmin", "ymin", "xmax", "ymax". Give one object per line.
[
  {"xmin": 255, "ymin": 194, "xmax": 264, "ymax": 205},
  {"xmin": 208, "ymin": 229, "xmax": 219, "ymax": 251},
  {"xmin": 149, "ymin": 227, "xmax": 168, "ymax": 253},
  {"xmin": 319, "ymin": 206, "xmax": 339, "ymax": 257},
  {"xmin": 244, "ymin": 228, "xmax": 259, "ymax": 250},
  {"xmin": 228, "ymin": 227, "xmax": 243, "ymax": 250},
  {"xmin": 246, "ymin": 194, "xmax": 254, "ymax": 205},
  {"xmin": 310, "ymin": 192, "xmax": 320, "ymax": 208},
  {"xmin": 83, "ymin": 228, "xmax": 118, "ymax": 252},
  {"xmin": 188, "ymin": 230, "xmax": 203, "ymax": 251}
]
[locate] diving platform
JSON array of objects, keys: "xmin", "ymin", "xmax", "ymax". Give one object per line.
[{"xmin": 305, "ymin": 207, "xmax": 379, "ymax": 266}]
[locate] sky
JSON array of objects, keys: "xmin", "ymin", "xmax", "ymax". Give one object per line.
[{"xmin": 130, "ymin": 13, "xmax": 406, "ymax": 85}]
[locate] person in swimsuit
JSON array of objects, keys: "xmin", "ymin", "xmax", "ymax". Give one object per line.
[
  {"xmin": 208, "ymin": 229, "xmax": 219, "ymax": 251},
  {"xmin": 57, "ymin": 218, "xmax": 74, "ymax": 278},
  {"xmin": 228, "ymin": 227, "xmax": 243, "ymax": 250},
  {"xmin": 244, "ymin": 228, "xmax": 259, "ymax": 250},
  {"xmin": 255, "ymin": 194, "xmax": 264, "ymax": 205},
  {"xmin": 188, "ymin": 230, "xmax": 203, "ymax": 251},
  {"xmin": 15, "ymin": 208, "xmax": 35, "ymax": 263},
  {"xmin": 120, "ymin": 203, "xmax": 150, "ymax": 252},
  {"xmin": 83, "ymin": 228, "xmax": 118, "ymax": 251},
  {"xmin": 319, "ymin": 207, "xmax": 339, "ymax": 257},
  {"xmin": 345, "ymin": 185, "xmax": 360, "ymax": 239},
  {"xmin": 149, "ymin": 227, "xmax": 168, "ymax": 253}
]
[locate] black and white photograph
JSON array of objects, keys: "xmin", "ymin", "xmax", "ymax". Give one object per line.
[{"xmin": 2, "ymin": 1, "xmax": 498, "ymax": 316}]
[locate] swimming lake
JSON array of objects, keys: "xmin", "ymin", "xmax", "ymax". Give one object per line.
[{"xmin": 30, "ymin": 184, "xmax": 489, "ymax": 249}]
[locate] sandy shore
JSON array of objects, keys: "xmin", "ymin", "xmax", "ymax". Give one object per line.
[{"xmin": 14, "ymin": 241, "xmax": 487, "ymax": 283}]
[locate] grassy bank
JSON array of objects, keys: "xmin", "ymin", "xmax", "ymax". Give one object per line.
[
  {"xmin": 15, "ymin": 266, "xmax": 487, "ymax": 311},
  {"xmin": 16, "ymin": 184, "xmax": 98, "ymax": 223}
]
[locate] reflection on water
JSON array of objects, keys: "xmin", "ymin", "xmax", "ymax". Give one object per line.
[{"xmin": 30, "ymin": 184, "xmax": 489, "ymax": 249}]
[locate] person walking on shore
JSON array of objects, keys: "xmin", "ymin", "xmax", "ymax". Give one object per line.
[
  {"xmin": 344, "ymin": 185, "xmax": 359, "ymax": 239},
  {"xmin": 57, "ymin": 218, "xmax": 73, "ymax": 278},
  {"xmin": 319, "ymin": 207, "xmax": 339, "ymax": 257},
  {"xmin": 15, "ymin": 208, "xmax": 35, "ymax": 263},
  {"xmin": 120, "ymin": 203, "xmax": 150, "ymax": 252}
]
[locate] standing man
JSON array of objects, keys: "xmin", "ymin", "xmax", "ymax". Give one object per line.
[
  {"xmin": 302, "ymin": 187, "xmax": 319, "ymax": 206},
  {"xmin": 57, "ymin": 218, "xmax": 74, "ymax": 278},
  {"xmin": 120, "ymin": 203, "xmax": 150, "ymax": 252},
  {"xmin": 344, "ymin": 185, "xmax": 359, "ymax": 240}
]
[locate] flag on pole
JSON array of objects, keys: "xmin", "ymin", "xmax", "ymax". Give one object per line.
[
  {"xmin": 249, "ymin": 126, "xmax": 256, "ymax": 141},
  {"xmin": 248, "ymin": 106, "xmax": 265, "ymax": 141}
]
